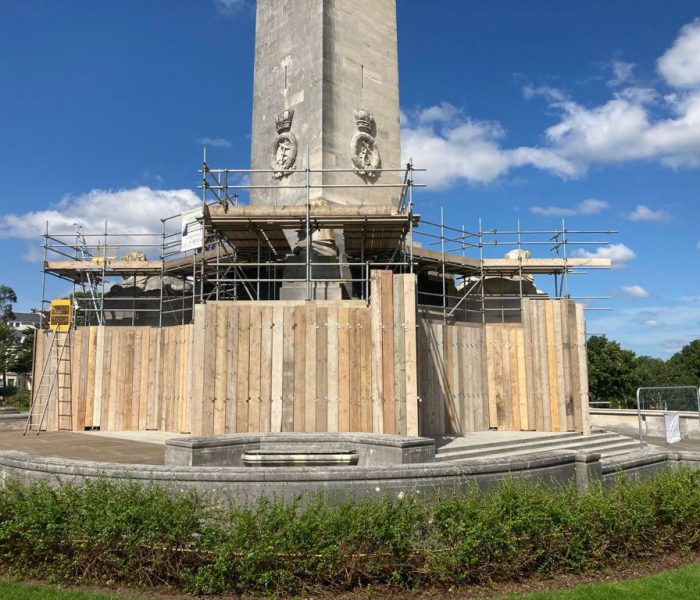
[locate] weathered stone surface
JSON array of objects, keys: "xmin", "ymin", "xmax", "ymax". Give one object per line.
[
  {"xmin": 250, "ymin": 0, "xmax": 401, "ymax": 208},
  {"xmin": 1, "ymin": 447, "xmax": 698, "ymax": 504}
]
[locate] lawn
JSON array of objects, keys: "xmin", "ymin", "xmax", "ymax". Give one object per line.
[
  {"xmin": 0, "ymin": 581, "xmax": 140, "ymax": 599},
  {"xmin": 2, "ymin": 561, "xmax": 699, "ymax": 599},
  {"xmin": 502, "ymin": 560, "xmax": 700, "ymax": 599}
]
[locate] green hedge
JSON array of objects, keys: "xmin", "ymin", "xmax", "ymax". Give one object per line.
[{"xmin": 0, "ymin": 469, "xmax": 698, "ymax": 595}]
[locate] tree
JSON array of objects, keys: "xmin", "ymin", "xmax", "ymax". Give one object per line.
[
  {"xmin": 0, "ymin": 322, "xmax": 17, "ymax": 393},
  {"xmin": 0, "ymin": 285, "xmax": 17, "ymax": 323},
  {"xmin": 666, "ymin": 340, "xmax": 700, "ymax": 387},
  {"xmin": 586, "ymin": 335, "xmax": 637, "ymax": 408},
  {"xmin": 634, "ymin": 355, "xmax": 671, "ymax": 388}
]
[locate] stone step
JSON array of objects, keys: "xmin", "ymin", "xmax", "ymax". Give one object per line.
[
  {"xmin": 435, "ymin": 431, "xmax": 626, "ymax": 461},
  {"xmin": 435, "ymin": 433, "xmax": 643, "ymax": 462},
  {"xmin": 436, "ymin": 431, "xmax": 584, "ymax": 456}
]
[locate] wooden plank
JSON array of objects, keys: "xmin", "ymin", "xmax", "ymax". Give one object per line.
[
  {"xmin": 337, "ymin": 306, "xmax": 350, "ymax": 432},
  {"xmin": 553, "ymin": 301, "xmax": 568, "ymax": 432},
  {"xmin": 369, "ymin": 272, "xmax": 384, "ymax": 433},
  {"xmin": 545, "ymin": 301, "xmax": 560, "ymax": 432},
  {"xmin": 485, "ymin": 326, "xmax": 498, "ymax": 429},
  {"xmin": 305, "ymin": 303, "xmax": 317, "ymax": 432},
  {"xmin": 575, "ymin": 303, "xmax": 590, "ymax": 434},
  {"xmin": 92, "ymin": 327, "xmax": 104, "ymax": 428},
  {"xmin": 129, "ymin": 330, "xmax": 142, "ymax": 430},
  {"xmin": 558, "ymin": 301, "xmax": 571, "ymax": 431},
  {"xmin": 508, "ymin": 327, "xmax": 520, "ymax": 431},
  {"xmin": 564, "ymin": 301, "xmax": 579, "ymax": 432},
  {"xmin": 462, "ymin": 325, "xmax": 474, "ymax": 432},
  {"xmin": 520, "ymin": 299, "xmax": 535, "ymax": 431},
  {"xmin": 281, "ymin": 305, "xmax": 295, "ymax": 432},
  {"xmin": 456, "ymin": 325, "xmax": 467, "ymax": 433},
  {"xmin": 108, "ymin": 329, "xmax": 123, "ymax": 431},
  {"xmin": 259, "ymin": 305, "xmax": 273, "ymax": 432},
  {"xmin": 416, "ymin": 314, "xmax": 430, "ymax": 435},
  {"xmin": 516, "ymin": 328, "xmax": 528, "ymax": 430},
  {"xmin": 380, "ymin": 270, "xmax": 395, "ymax": 434},
  {"xmin": 360, "ymin": 309, "xmax": 373, "ymax": 432},
  {"xmin": 148, "ymin": 327, "xmax": 161, "ymax": 431},
  {"xmin": 393, "ymin": 275, "xmax": 406, "ymax": 435},
  {"xmin": 403, "ymin": 275, "xmax": 419, "ymax": 437},
  {"xmin": 213, "ymin": 304, "xmax": 228, "ymax": 435},
  {"xmin": 248, "ymin": 304, "xmax": 262, "ymax": 433},
  {"xmin": 236, "ymin": 304, "xmax": 251, "ymax": 434},
  {"xmin": 537, "ymin": 300, "xmax": 551, "ymax": 431},
  {"xmin": 179, "ymin": 325, "xmax": 190, "ymax": 433},
  {"xmin": 270, "ymin": 304, "xmax": 283, "ymax": 432},
  {"xmin": 315, "ymin": 306, "xmax": 328, "ymax": 432},
  {"xmin": 225, "ymin": 305, "xmax": 239, "ymax": 434},
  {"xmin": 348, "ymin": 308, "xmax": 361, "ymax": 432},
  {"xmin": 84, "ymin": 327, "xmax": 97, "ymax": 429},
  {"xmin": 189, "ymin": 304, "xmax": 206, "ymax": 435},
  {"xmin": 292, "ymin": 304, "xmax": 306, "ymax": 432},
  {"xmin": 137, "ymin": 328, "xmax": 150, "ymax": 430},
  {"xmin": 495, "ymin": 327, "xmax": 507, "ymax": 429},
  {"xmin": 326, "ymin": 306, "xmax": 339, "ymax": 432}
]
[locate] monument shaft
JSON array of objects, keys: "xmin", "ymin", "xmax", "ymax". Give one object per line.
[{"xmin": 251, "ymin": 0, "xmax": 401, "ymax": 207}]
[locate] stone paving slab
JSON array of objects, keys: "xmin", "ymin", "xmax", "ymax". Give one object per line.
[{"xmin": 0, "ymin": 431, "xmax": 164, "ymax": 465}]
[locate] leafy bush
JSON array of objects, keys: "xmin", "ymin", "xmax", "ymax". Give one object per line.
[{"xmin": 0, "ymin": 470, "xmax": 697, "ymax": 595}]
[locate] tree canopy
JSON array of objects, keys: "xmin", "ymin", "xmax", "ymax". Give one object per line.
[{"xmin": 587, "ymin": 336, "xmax": 700, "ymax": 408}]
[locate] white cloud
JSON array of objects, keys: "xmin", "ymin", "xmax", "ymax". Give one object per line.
[
  {"xmin": 401, "ymin": 108, "xmax": 577, "ymax": 187},
  {"xmin": 214, "ymin": 0, "xmax": 246, "ymax": 17},
  {"xmin": 587, "ymin": 300, "xmax": 700, "ymax": 358},
  {"xmin": 0, "ymin": 187, "xmax": 200, "ymax": 259},
  {"xmin": 657, "ymin": 18, "xmax": 700, "ymax": 88},
  {"xmin": 197, "ymin": 136, "xmax": 232, "ymax": 148},
  {"xmin": 607, "ymin": 60, "xmax": 635, "ymax": 87},
  {"xmin": 573, "ymin": 243, "xmax": 636, "ymax": 268},
  {"xmin": 530, "ymin": 198, "xmax": 608, "ymax": 217},
  {"xmin": 620, "ymin": 285, "xmax": 649, "ymax": 298},
  {"xmin": 624, "ymin": 204, "xmax": 671, "ymax": 222},
  {"xmin": 415, "ymin": 102, "xmax": 463, "ymax": 126},
  {"xmin": 403, "ymin": 19, "xmax": 700, "ymax": 187}
]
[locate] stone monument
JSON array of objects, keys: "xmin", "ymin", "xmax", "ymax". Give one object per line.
[
  {"xmin": 249, "ymin": 0, "xmax": 402, "ymax": 299},
  {"xmin": 250, "ymin": 0, "xmax": 402, "ymax": 208}
]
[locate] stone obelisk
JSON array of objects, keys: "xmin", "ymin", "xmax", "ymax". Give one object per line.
[{"xmin": 250, "ymin": 0, "xmax": 402, "ymax": 208}]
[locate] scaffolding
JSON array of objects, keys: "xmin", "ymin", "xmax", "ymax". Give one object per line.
[{"xmin": 39, "ymin": 154, "xmax": 615, "ymax": 328}]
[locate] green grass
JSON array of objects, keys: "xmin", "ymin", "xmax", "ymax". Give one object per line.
[
  {"xmin": 0, "ymin": 580, "xmax": 140, "ymax": 599},
  {"xmin": 504, "ymin": 560, "xmax": 700, "ymax": 599},
  {"xmin": 1, "ymin": 561, "xmax": 699, "ymax": 598}
]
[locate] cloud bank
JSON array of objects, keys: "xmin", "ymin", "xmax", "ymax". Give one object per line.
[{"xmin": 402, "ymin": 19, "xmax": 700, "ymax": 187}]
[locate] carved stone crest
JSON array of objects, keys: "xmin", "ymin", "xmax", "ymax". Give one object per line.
[
  {"xmin": 271, "ymin": 109, "xmax": 297, "ymax": 179},
  {"xmin": 350, "ymin": 109, "xmax": 380, "ymax": 178}
]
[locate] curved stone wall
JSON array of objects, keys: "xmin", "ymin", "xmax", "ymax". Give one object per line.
[{"xmin": 0, "ymin": 450, "xmax": 579, "ymax": 503}]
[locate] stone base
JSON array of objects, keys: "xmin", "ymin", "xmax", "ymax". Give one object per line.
[
  {"xmin": 279, "ymin": 249, "xmax": 346, "ymax": 300},
  {"xmin": 165, "ymin": 433, "xmax": 436, "ymax": 467},
  {"xmin": 279, "ymin": 281, "xmax": 343, "ymax": 300}
]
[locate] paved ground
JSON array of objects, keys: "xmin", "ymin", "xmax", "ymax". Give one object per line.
[
  {"xmin": 644, "ymin": 435, "xmax": 700, "ymax": 452},
  {"xmin": 0, "ymin": 431, "xmax": 167, "ymax": 464}
]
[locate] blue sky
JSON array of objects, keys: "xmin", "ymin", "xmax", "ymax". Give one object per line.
[{"xmin": 0, "ymin": 0, "xmax": 698, "ymax": 358}]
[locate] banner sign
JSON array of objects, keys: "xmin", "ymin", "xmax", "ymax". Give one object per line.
[{"xmin": 180, "ymin": 208, "xmax": 204, "ymax": 252}]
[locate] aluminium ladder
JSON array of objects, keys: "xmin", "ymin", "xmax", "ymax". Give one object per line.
[{"xmin": 24, "ymin": 330, "xmax": 73, "ymax": 435}]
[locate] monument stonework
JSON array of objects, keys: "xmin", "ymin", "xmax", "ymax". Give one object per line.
[{"xmin": 250, "ymin": 0, "xmax": 402, "ymax": 207}]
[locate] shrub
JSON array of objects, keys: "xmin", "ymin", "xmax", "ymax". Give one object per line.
[{"xmin": 0, "ymin": 469, "xmax": 697, "ymax": 595}]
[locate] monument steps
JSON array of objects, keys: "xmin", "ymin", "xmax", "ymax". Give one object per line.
[{"xmin": 435, "ymin": 430, "xmax": 644, "ymax": 462}]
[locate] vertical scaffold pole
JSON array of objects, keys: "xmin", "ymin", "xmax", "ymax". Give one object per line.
[
  {"xmin": 40, "ymin": 221, "xmax": 49, "ymax": 329},
  {"xmin": 305, "ymin": 147, "xmax": 311, "ymax": 301},
  {"xmin": 409, "ymin": 159, "xmax": 414, "ymax": 275},
  {"xmin": 440, "ymin": 207, "xmax": 447, "ymax": 322}
]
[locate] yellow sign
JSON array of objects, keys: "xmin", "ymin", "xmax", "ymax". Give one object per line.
[{"xmin": 49, "ymin": 299, "xmax": 72, "ymax": 332}]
